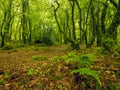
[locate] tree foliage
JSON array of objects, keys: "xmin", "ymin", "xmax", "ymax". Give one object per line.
[{"xmin": 0, "ymin": 0, "xmax": 120, "ymax": 50}]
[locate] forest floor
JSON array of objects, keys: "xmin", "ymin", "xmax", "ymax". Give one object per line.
[{"xmin": 0, "ymin": 45, "xmax": 120, "ymax": 90}]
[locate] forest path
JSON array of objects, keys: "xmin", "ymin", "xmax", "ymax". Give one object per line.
[
  {"xmin": 0, "ymin": 45, "xmax": 69, "ymax": 71},
  {"xmin": 0, "ymin": 45, "xmax": 75, "ymax": 89}
]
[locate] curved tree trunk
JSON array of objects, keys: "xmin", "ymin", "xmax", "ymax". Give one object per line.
[{"xmin": 51, "ymin": 0, "xmax": 80, "ymax": 50}]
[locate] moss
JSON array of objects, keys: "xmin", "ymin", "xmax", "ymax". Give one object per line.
[{"xmin": 32, "ymin": 56, "xmax": 48, "ymax": 61}]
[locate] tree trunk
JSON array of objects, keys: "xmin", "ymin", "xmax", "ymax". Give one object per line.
[
  {"xmin": 96, "ymin": 7, "xmax": 101, "ymax": 46},
  {"xmin": 0, "ymin": 0, "xmax": 12, "ymax": 47},
  {"xmin": 87, "ymin": 6, "xmax": 96, "ymax": 48},
  {"xmin": 51, "ymin": 1, "xmax": 80, "ymax": 50},
  {"xmin": 84, "ymin": 0, "xmax": 93, "ymax": 48},
  {"xmin": 70, "ymin": 0, "xmax": 76, "ymax": 40},
  {"xmin": 21, "ymin": 0, "xmax": 31, "ymax": 44}
]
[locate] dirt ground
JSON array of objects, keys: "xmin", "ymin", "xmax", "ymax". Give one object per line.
[{"xmin": 0, "ymin": 45, "xmax": 120, "ymax": 90}]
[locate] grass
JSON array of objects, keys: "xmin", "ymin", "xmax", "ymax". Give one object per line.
[{"xmin": 32, "ymin": 55, "xmax": 48, "ymax": 61}]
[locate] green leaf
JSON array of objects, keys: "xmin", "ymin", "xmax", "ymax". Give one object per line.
[{"xmin": 72, "ymin": 68, "xmax": 101, "ymax": 86}]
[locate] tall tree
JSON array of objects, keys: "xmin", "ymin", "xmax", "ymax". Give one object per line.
[
  {"xmin": 21, "ymin": 0, "xmax": 31, "ymax": 44},
  {"xmin": 0, "ymin": 0, "xmax": 13, "ymax": 47},
  {"xmin": 51, "ymin": 0, "xmax": 80, "ymax": 49}
]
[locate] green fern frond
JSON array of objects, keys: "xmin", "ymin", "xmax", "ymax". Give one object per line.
[
  {"xmin": 79, "ymin": 54, "xmax": 95, "ymax": 62},
  {"xmin": 54, "ymin": 53, "xmax": 96, "ymax": 68},
  {"xmin": 72, "ymin": 68, "xmax": 101, "ymax": 86},
  {"xmin": 78, "ymin": 54, "xmax": 95, "ymax": 67}
]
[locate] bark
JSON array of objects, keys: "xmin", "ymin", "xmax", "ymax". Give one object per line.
[
  {"xmin": 21, "ymin": 0, "xmax": 31, "ymax": 44},
  {"xmin": 70, "ymin": 0, "xmax": 76, "ymax": 40},
  {"xmin": 51, "ymin": 1, "xmax": 63, "ymax": 33},
  {"xmin": 51, "ymin": 1, "xmax": 80, "ymax": 50},
  {"xmin": 65, "ymin": 9, "xmax": 71, "ymax": 39},
  {"xmin": 0, "ymin": 0, "xmax": 12, "ymax": 47},
  {"xmin": 101, "ymin": 1, "xmax": 108, "ymax": 35},
  {"xmin": 85, "ymin": 0, "xmax": 93, "ymax": 48},
  {"xmin": 87, "ymin": 6, "xmax": 96, "ymax": 48},
  {"xmin": 96, "ymin": 8, "xmax": 102, "ymax": 46}
]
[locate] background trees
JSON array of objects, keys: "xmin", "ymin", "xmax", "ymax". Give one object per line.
[{"xmin": 0, "ymin": 0, "xmax": 120, "ymax": 51}]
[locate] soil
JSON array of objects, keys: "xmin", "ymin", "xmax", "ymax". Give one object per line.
[{"xmin": 0, "ymin": 45, "xmax": 120, "ymax": 90}]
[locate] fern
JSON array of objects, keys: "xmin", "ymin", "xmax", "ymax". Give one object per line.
[
  {"xmin": 67, "ymin": 52, "xmax": 78, "ymax": 58},
  {"xmin": 78, "ymin": 54, "xmax": 95, "ymax": 67},
  {"xmin": 79, "ymin": 54, "xmax": 95, "ymax": 60},
  {"xmin": 55, "ymin": 52, "xmax": 95, "ymax": 68},
  {"xmin": 72, "ymin": 68, "xmax": 101, "ymax": 87}
]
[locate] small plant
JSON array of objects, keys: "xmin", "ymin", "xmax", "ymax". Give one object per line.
[
  {"xmin": 27, "ymin": 68, "xmax": 39, "ymax": 75},
  {"xmin": 63, "ymin": 52, "xmax": 95, "ymax": 68},
  {"xmin": 4, "ymin": 72, "xmax": 10, "ymax": 78},
  {"xmin": 54, "ymin": 52, "xmax": 101, "ymax": 89},
  {"xmin": 79, "ymin": 54, "xmax": 95, "ymax": 67},
  {"xmin": 72, "ymin": 68, "xmax": 101, "ymax": 87},
  {"xmin": 107, "ymin": 82, "xmax": 120, "ymax": 90},
  {"xmin": 102, "ymin": 38, "xmax": 114, "ymax": 52},
  {"xmin": 67, "ymin": 52, "xmax": 78, "ymax": 58},
  {"xmin": 32, "ymin": 56, "xmax": 48, "ymax": 61},
  {"xmin": 57, "ymin": 84, "xmax": 62, "ymax": 90},
  {"xmin": 2, "ymin": 45, "xmax": 14, "ymax": 50},
  {"xmin": 0, "ymin": 79, "xmax": 4, "ymax": 85},
  {"xmin": 53, "ymin": 55, "xmax": 68, "ymax": 62},
  {"xmin": 54, "ymin": 52, "xmax": 78, "ymax": 62},
  {"xmin": 99, "ymin": 48, "xmax": 110, "ymax": 55}
]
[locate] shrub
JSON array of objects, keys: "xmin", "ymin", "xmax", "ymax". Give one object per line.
[
  {"xmin": 107, "ymin": 82, "xmax": 120, "ymax": 90},
  {"xmin": 2, "ymin": 45, "xmax": 13, "ymax": 50},
  {"xmin": 27, "ymin": 68, "xmax": 39, "ymax": 76},
  {"xmin": 41, "ymin": 36, "xmax": 53, "ymax": 46},
  {"xmin": 34, "ymin": 36, "xmax": 53, "ymax": 46},
  {"xmin": 34, "ymin": 39, "xmax": 43, "ymax": 44},
  {"xmin": 102, "ymin": 38, "xmax": 114, "ymax": 52},
  {"xmin": 96, "ymin": 47, "xmax": 110, "ymax": 55},
  {"xmin": 62, "ymin": 52, "xmax": 95, "ymax": 68}
]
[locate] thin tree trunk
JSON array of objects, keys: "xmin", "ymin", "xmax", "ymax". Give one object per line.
[
  {"xmin": 70, "ymin": 0, "xmax": 76, "ymax": 40},
  {"xmin": 85, "ymin": 0, "xmax": 93, "ymax": 48}
]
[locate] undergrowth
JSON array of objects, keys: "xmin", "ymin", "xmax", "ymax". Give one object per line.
[
  {"xmin": 54, "ymin": 52, "xmax": 102, "ymax": 89},
  {"xmin": 27, "ymin": 68, "xmax": 39, "ymax": 76},
  {"xmin": 72, "ymin": 68, "xmax": 101, "ymax": 88}
]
